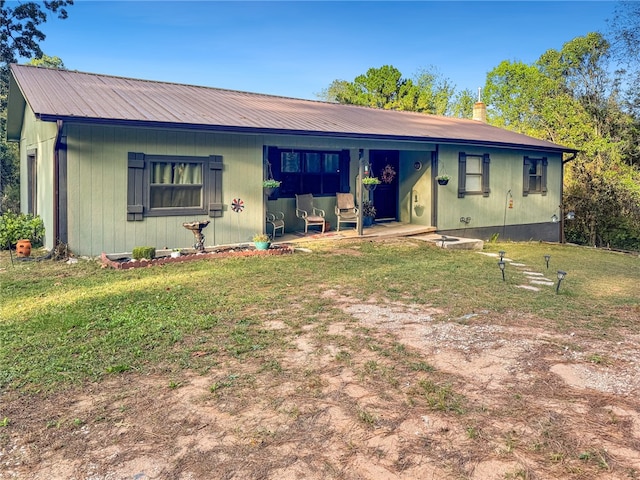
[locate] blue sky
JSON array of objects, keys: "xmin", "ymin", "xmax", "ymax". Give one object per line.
[{"xmin": 32, "ymin": 1, "xmax": 617, "ymax": 100}]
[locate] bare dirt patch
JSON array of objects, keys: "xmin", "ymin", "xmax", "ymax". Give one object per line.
[{"xmin": 1, "ymin": 296, "xmax": 639, "ymax": 479}]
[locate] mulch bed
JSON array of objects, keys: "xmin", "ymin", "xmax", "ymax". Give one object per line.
[{"xmin": 101, "ymin": 245, "xmax": 295, "ymax": 270}]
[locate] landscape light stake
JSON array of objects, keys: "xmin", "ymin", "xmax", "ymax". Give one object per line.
[
  {"xmin": 556, "ymin": 270, "xmax": 567, "ymax": 294},
  {"xmin": 544, "ymin": 254, "xmax": 551, "ymax": 269},
  {"xmin": 499, "ymin": 250, "xmax": 505, "ymax": 261},
  {"xmin": 498, "ymin": 260, "xmax": 506, "ymax": 281}
]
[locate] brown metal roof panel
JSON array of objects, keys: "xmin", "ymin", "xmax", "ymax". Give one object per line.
[{"xmin": 9, "ymin": 64, "xmax": 574, "ymax": 152}]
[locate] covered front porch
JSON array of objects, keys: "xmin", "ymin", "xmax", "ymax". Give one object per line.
[
  {"xmin": 271, "ymin": 221, "xmax": 483, "ymax": 250},
  {"xmin": 272, "ymin": 221, "xmax": 434, "ymax": 243}
]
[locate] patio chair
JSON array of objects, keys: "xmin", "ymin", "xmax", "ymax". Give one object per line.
[
  {"xmin": 295, "ymin": 194, "xmax": 326, "ymax": 233},
  {"xmin": 266, "ymin": 211, "xmax": 285, "ymax": 238},
  {"xmin": 335, "ymin": 193, "xmax": 359, "ymax": 231}
]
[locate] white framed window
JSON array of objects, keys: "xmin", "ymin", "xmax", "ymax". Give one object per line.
[
  {"xmin": 523, "ymin": 156, "xmax": 548, "ymax": 195},
  {"xmin": 458, "ymin": 152, "xmax": 490, "ymax": 198}
]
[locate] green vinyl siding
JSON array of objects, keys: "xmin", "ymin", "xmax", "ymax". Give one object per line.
[
  {"xmin": 17, "ymin": 105, "xmax": 563, "ymax": 255},
  {"xmin": 18, "ymin": 105, "xmax": 57, "ymax": 251},
  {"xmin": 398, "ymin": 150, "xmax": 433, "ymax": 226},
  {"xmin": 64, "ymin": 124, "xmax": 266, "ymax": 256},
  {"xmin": 435, "ymin": 144, "xmax": 562, "ymax": 231}
]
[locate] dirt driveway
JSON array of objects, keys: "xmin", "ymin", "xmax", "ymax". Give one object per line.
[{"xmin": 1, "ymin": 286, "xmax": 639, "ymax": 479}]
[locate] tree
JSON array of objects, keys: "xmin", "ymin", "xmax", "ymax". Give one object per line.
[
  {"xmin": 27, "ymin": 53, "xmax": 65, "ymax": 69},
  {"xmin": 316, "ymin": 79, "xmax": 350, "ymax": 103},
  {"xmin": 608, "ymin": 1, "xmax": 640, "ymax": 116},
  {"xmin": 335, "ymin": 65, "xmax": 411, "ymax": 110},
  {"xmin": 0, "ymin": 1, "xmax": 73, "ymax": 64},
  {"xmin": 484, "ymin": 32, "xmax": 640, "ymax": 250},
  {"xmin": 319, "ymin": 65, "xmax": 464, "ymax": 116},
  {"xmin": 401, "ymin": 67, "xmax": 455, "ymax": 115},
  {"xmin": 449, "ymin": 88, "xmax": 475, "ymax": 119},
  {"xmin": 0, "ymin": 1, "xmax": 73, "ymax": 212}
]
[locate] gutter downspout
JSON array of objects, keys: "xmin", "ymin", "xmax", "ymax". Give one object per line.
[
  {"xmin": 54, "ymin": 120, "xmax": 63, "ymax": 246},
  {"xmin": 560, "ymin": 152, "xmax": 578, "ymax": 243},
  {"xmin": 432, "ymin": 145, "xmax": 439, "ymax": 228},
  {"xmin": 357, "ymin": 149, "xmax": 364, "ymax": 236}
]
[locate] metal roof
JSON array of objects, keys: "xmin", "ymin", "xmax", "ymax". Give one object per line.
[{"xmin": 8, "ymin": 64, "xmax": 575, "ymax": 153}]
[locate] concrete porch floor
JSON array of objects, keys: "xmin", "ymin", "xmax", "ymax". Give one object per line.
[{"xmin": 272, "ymin": 222, "xmax": 484, "ymax": 250}]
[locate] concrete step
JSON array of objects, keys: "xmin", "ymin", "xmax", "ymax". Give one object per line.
[{"xmin": 411, "ymin": 233, "xmax": 485, "ymax": 250}]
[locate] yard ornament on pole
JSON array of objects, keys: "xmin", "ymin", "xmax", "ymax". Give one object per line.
[{"xmin": 232, "ymin": 198, "xmax": 244, "ymax": 243}]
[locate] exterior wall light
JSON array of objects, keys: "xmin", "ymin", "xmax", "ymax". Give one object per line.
[
  {"xmin": 566, "ymin": 211, "xmax": 575, "ymax": 220},
  {"xmin": 556, "ymin": 270, "xmax": 567, "ymax": 294},
  {"xmin": 551, "ymin": 214, "xmax": 559, "ymax": 223}
]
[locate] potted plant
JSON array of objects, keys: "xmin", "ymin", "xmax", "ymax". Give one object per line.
[
  {"xmin": 361, "ymin": 200, "xmax": 376, "ymax": 227},
  {"xmin": 362, "ymin": 176, "xmax": 381, "ymax": 191},
  {"xmin": 263, "ymin": 179, "xmax": 281, "ymax": 197},
  {"xmin": 132, "ymin": 246, "xmax": 156, "ymax": 261},
  {"xmin": 436, "ymin": 174, "xmax": 450, "ymax": 186},
  {"xmin": 253, "ymin": 233, "xmax": 271, "ymax": 250}
]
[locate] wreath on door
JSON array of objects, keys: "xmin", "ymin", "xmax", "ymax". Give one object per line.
[{"xmin": 381, "ymin": 164, "xmax": 396, "ymax": 184}]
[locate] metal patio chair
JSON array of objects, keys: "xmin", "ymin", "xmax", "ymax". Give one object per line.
[
  {"xmin": 335, "ymin": 193, "xmax": 359, "ymax": 231},
  {"xmin": 266, "ymin": 211, "xmax": 285, "ymax": 238},
  {"xmin": 295, "ymin": 194, "xmax": 326, "ymax": 233}
]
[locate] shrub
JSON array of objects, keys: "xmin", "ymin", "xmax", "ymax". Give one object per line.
[
  {"xmin": 0, "ymin": 212, "xmax": 45, "ymax": 249},
  {"xmin": 132, "ymin": 246, "xmax": 156, "ymax": 260},
  {"xmin": 361, "ymin": 200, "xmax": 376, "ymax": 218}
]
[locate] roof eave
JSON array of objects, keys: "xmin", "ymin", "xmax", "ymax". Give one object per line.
[
  {"xmin": 36, "ymin": 114, "xmax": 578, "ymax": 154},
  {"xmin": 6, "ymin": 74, "xmax": 27, "ymax": 142}
]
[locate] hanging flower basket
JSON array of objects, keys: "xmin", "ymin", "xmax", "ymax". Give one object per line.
[
  {"xmin": 436, "ymin": 175, "xmax": 450, "ymax": 186},
  {"xmin": 362, "ymin": 176, "xmax": 381, "ymax": 191},
  {"xmin": 263, "ymin": 179, "xmax": 281, "ymax": 197}
]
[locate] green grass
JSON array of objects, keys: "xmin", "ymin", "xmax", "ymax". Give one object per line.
[{"xmin": 0, "ymin": 239, "xmax": 638, "ymax": 392}]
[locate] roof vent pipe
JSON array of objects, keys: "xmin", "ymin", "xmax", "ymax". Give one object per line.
[{"xmin": 472, "ymin": 87, "xmax": 487, "ymax": 123}]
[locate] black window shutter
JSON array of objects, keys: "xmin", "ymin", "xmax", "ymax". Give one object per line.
[
  {"xmin": 523, "ymin": 156, "xmax": 531, "ymax": 196},
  {"xmin": 339, "ymin": 149, "xmax": 350, "ymax": 193},
  {"xmin": 458, "ymin": 152, "xmax": 466, "ymax": 198},
  {"xmin": 127, "ymin": 152, "xmax": 145, "ymax": 221},
  {"xmin": 269, "ymin": 147, "xmax": 282, "ymax": 179},
  {"xmin": 208, "ymin": 155, "xmax": 223, "ymax": 217},
  {"xmin": 541, "ymin": 157, "xmax": 548, "ymax": 196},
  {"xmin": 482, "ymin": 154, "xmax": 491, "ymax": 197}
]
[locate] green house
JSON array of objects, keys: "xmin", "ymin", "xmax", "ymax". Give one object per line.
[{"xmin": 6, "ymin": 64, "xmax": 576, "ymax": 257}]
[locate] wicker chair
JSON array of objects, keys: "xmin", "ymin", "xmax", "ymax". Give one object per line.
[
  {"xmin": 266, "ymin": 211, "xmax": 285, "ymax": 238},
  {"xmin": 295, "ymin": 194, "xmax": 326, "ymax": 233},
  {"xmin": 335, "ymin": 193, "xmax": 359, "ymax": 231}
]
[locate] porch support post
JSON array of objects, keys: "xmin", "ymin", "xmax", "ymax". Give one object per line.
[{"xmin": 357, "ymin": 148, "xmax": 365, "ymax": 236}]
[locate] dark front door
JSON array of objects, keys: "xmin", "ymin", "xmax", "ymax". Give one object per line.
[{"xmin": 370, "ymin": 150, "xmax": 399, "ymax": 221}]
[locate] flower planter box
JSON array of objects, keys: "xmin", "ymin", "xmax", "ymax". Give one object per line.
[{"xmin": 101, "ymin": 245, "xmax": 294, "ymax": 270}]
